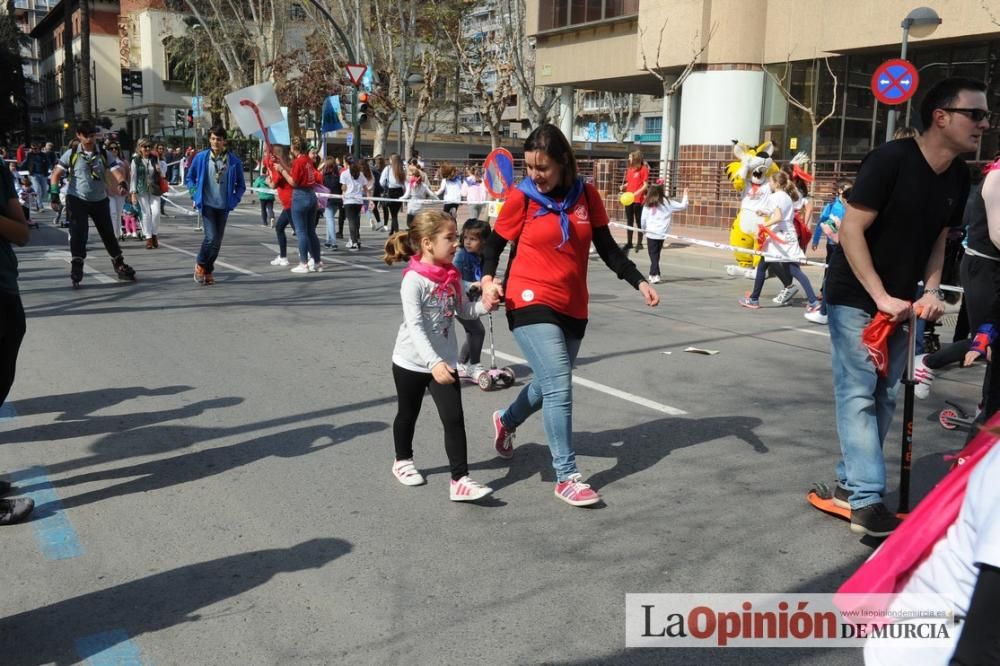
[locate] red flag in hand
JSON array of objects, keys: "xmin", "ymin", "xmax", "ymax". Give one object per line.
[{"xmin": 861, "ymin": 312, "xmax": 901, "ymax": 377}]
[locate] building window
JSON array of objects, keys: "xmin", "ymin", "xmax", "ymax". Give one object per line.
[
  {"xmin": 643, "ymin": 116, "xmax": 662, "ymax": 134},
  {"xmin": 539, "ymin": 0, "xmax": 638, "ymax": 32}
]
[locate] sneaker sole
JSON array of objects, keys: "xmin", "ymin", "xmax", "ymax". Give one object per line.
[
  {"xmin": 848, "ymin": 522, "xmax": 896, "ymax": 537},
  {"xmin": 554, "ymin": 490, "xmax": 601, "ymax": 507}
]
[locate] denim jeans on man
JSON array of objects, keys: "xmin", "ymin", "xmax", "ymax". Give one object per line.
[
  {"xmin": 828, "ymin": 304, "xmax": 908, "ymax": 509},
  {"xmin": 497, "ymin": 323, "xmax": 582, "ymax": 481},
  {"xmin": 291, "ymin": 188, "xmax": 320, "ymax": 264},
  {"xmin": 196, "ymin": 206, "xmax": 229, "ymax": 272}
]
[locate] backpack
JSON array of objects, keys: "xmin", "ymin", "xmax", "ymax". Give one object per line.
[{"xmin": 68, "ymin": 145, "xmax": 110, "ymax": 178}]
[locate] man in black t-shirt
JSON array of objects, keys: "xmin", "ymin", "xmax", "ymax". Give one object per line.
[{"xmin": 825, "ymin": 77, "xmax": 989, "ymax": 537}]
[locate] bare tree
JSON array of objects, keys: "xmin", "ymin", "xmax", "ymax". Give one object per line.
[
  {"xmin": 603, "ymin": 92, "xmax": 640, "ymax": 144},
  {"xmin": 436, "ymin": 1, "xmax": 516, "ymax": 150},
  {"xmin": 639, "ymin": 20, "xmax": 717, "ymax": 179},
  {"xmin": 175, "ymin": 0, "xmax": 286, "ymax": 91},
  {"xmin": 983, "ymin": 0, "xmax": 1000, "ymax": 26},
  {"xmin": 764, "ymin": 57, "xmax": 838, "ymax": 176},
  {"xmin": 500, "ymin": 0, "xmax": 558, "ymax": 128}
]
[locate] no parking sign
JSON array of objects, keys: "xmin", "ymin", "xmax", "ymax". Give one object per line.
[{"xmin": 871, "ymin": 59, "xmax": 919, "ymax": 105}]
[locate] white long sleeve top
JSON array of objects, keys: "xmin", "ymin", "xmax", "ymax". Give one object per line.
[
  {"xmin": 392, "ymin": 270, "xmax": 487, "ymax": 373},
  {"xmin": 640, "ymin": 195, "xmax": 688, "ymax": 240},
  {"xmin": 400, "ymin": 181, "xmax": 437, "ymax": 213}
]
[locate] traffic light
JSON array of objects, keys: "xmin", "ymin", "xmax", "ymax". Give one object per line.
[
  {"xmin": 187, "ymin": 109, "xmax": 194, "ymax": 128},
  {"xmin": 175, "ymin": 109, "xmax": 185, "ymax": 128},
  {"xmin": 357, "ymin": 92, "xmax": 369, "ymax": 124}
]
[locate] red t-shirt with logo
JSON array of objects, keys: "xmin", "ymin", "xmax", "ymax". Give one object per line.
[
  {"xmin": 268, "ymin": 164, "xmax": 292, "ymax": 209},
  {"xmin": 494, "ymin": 183, "xmax": 608, "ymax": 320},
  {"xmin": 290, "ymin": 154, "xmax": 317, "ymax": 188},
  {"xmin": 624, "ymin": 164, "xmax": 649, "ymax": 204}
]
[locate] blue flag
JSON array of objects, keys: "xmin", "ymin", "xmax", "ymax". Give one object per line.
[{"xmin": 321, "ymin": 96, "xmax": 344, "ymax": 132}]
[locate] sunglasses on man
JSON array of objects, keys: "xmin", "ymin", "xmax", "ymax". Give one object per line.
[{"xmin": 941, "ymin": 108, "xmax": 993, "ymax": 122}]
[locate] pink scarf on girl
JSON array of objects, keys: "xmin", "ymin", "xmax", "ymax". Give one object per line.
[{"xmin": 402, "ymin": 256, "xmax": 461, "ymax": 302}]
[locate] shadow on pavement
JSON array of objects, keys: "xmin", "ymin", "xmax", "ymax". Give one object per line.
[
  {"xmin": 428, "ymin": 415, "xmax": 767, "ymax": 493},
  {"xmin": 0, "ymin": 537, "xmax": 353, "ymax": 666},
  {"xmin": 37, "ymin": 421, "xmax": 386, "ymax": 510}
]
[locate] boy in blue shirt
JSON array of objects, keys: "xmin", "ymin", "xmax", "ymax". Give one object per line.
[{"xmin": 805, "ymin": 179, "xmax": 851, "ymax": 325}]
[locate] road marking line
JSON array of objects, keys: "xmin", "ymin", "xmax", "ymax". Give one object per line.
[
  {"xmin": 10, "ymin": 466, "xmax": 83, "ymax": 560},
  {"xmin": 261, "ymin": 243, "xmax": 388, "ymax": 273},
  {"xmin": 493, "ymin": 351, "xmax": 687, "ymax": 415},
  {"xmin": 43, "ymin": 250, "xmax": 117, "ymax": 284},
  {"xmin": 76, "ymin": 630, "xmax": 146, "ymax": 665},
  {"xmin": 781, "ymin": 326, "xmax": 830, "ymax": 338},
  {"xmin": 0, "ymin": 401, "xmax": 15, "ymax": 421},
  {"xmin": 157, "ymin": 242, "xmax": 261, "ymax": 277}
]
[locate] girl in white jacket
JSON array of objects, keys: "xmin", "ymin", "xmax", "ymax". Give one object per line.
[{"xmin": 640, "ymin": 183, "xmax": 688, "ymax": 284}]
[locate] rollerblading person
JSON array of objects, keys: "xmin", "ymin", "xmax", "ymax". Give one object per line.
[
  {"xmin": 112, "ymin": 255, "xmax": 136, "ymax": 282},
  {"xmin": 49, "ymin": 120, "xmax": 135, "ymax": 287}
]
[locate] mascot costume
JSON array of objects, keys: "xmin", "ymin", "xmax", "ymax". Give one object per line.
[{"xmin": 725, "ymin": 140, "xmax": 780, "ymax": 277}]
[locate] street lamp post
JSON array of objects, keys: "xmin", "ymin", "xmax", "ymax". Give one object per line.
[
  {"xmin": 397, "ymin": 73, "xmax": 423, "ymax": 158},
  {"xmin": 885, "ymin": 6, "xmax": 941, "ymax": 141},
  {"xmin": 305, "ymin": 0, "xmax": 361, "ymax": 159}
]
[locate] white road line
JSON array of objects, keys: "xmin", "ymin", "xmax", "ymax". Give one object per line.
[
  {"xmin": 493, "ymin": 351, "xmax": 688, "ymax": 416},
  {"xmin": 261, "ymin": 243, "xmax": 388, "ymax": 273},
  {"xmin": 158, "ymin": 242, "xmax": 261, "ymax": 277},
  {"xmin": 43, "ymin": 250, "xmax": 116, "ymax": 283},
  {"xmin": 781, "ymin": 326, "xmax": 830, "ymax": 338}
]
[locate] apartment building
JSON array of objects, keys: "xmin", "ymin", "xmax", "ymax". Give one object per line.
[{"xmin": 10, "ymin": 0, "xmax": 58, "ymax": 128}]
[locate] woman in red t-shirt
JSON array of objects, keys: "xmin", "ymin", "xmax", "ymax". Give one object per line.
[
  {"xmin": 620, "ymin": 149, "xmax": 649, "ymax": 252},
  {"xmin": 266, "ymin": 144, "xmax": 295, "ymax": 266},
  {"xmin": 272, "ymin": 136, "xmax": 322, "ymax": 273},
  {"xmin": 480, "ymin": 124, "xmax": 660, "ymax": 507}
]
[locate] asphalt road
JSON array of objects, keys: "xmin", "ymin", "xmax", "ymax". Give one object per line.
[{"xmin": 0, "ymin": 200, "xmax": 982, "ymax": 665}]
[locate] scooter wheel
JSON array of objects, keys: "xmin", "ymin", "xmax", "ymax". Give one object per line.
[
  {"xmin": 499, "ymin": 367, "xmax": 515, "ymax": 384},
  {"xmin": 939, "ymin": 408, "xmax": 959, "ymax": 430},
  {"xmin": 477, "ymin": 373, "xmax": 493, "ymax": 391}
]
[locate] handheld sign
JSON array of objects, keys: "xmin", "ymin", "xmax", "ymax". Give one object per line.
[{"xmin": 483, "ymin": 148, "xmax": 515, "ymax": 198}]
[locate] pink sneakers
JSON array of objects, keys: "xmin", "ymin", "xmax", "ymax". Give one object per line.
[
  {"xmin": 491, "ymin": 410, "xmax": 515, "ymax": 459},
  {"xmin": 554, "ymin": 474, "xmax": 601, "ymax": 507},
  {"xmin": 450, "ymin": 476, "xmax": 492, "ymax": 501}
]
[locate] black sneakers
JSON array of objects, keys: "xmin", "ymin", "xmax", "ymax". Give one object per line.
[
  {"xmin": 850, "ymin": 502, "xmax": 900, "ymax": 537},
  {"xmin": 0, "ymin": 498, "xmax": 34, "ymax": 525}
]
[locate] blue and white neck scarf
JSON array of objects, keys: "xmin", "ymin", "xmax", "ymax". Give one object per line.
[{"xmin": 516, "ymin": 177, "xmax": 585, "ymax": 249}]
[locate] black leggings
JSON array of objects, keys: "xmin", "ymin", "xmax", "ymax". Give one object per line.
[
  {"xmin": 443, "ymin": 202, "xmax": 459, "ymax": 219},
  {"xmin": 647, "ymin": 238, "xmax": 664, "ymax": 276},
  {"xmin": 386, "ymin": 186, "xmax": 404, "ymax": 233},
  {"xmin": 458, "ymin": 317, "xmax": 486, "ymax": 365},
  {"xmin": 960, "ymin": 254, "xmax": 1000, "ymax": 424},
  {"xmin": 0, "ymin": 294, "xmax": 26, "ymax": 408},
  {"xmin": 392, "ymin": 363, "xmax": 468, "ymax": 480},
  {"xmin": 624, "ymin": 203, "xmax": 643, "ymax": 247},
  {"xmin": 345, "ymin": 204, "xmax": 362, "ymax": 245}
]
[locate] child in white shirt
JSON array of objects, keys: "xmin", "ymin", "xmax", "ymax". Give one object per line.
[
  {"xmin": 640, "ymin": 183, "xmax": 688, "ymax": 284},
  {"xmin": 382, "ymin": 209, "xmax": 492, "ymax": 502}
]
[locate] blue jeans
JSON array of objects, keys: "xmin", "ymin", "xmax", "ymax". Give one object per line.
[
  {"xmin": 274, "ymin": 209, "xmax": 291, "ymax": 257},
  {"xmin": 828, "ymin": 304, "xmax": 908, "ymax": 509},
  {"xmin": 324, "ymin": 202, "xmax": 339, "ymax": 246},
  {"xmin": 499, "ymin": 323, "xmax": 583, "ymax": 481},
  {"xmin": 196, "ymin": 205, "xmax": 229, "ymax": 272},
  {"xmin": 291, "ymin": 188, "xmax": 320, "ymax": 265}
]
